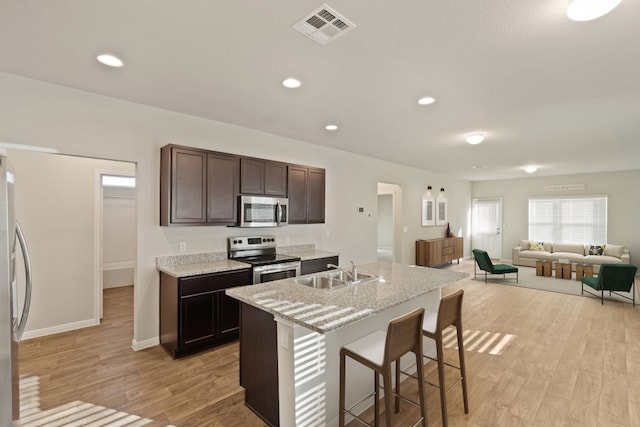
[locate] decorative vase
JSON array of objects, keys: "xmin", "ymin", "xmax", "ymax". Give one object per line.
[{"xmin": 445, "ymin": 222, "xmax": 450, "ymax": 238}]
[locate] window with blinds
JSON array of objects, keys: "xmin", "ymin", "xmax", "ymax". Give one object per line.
[{"xmin": 528, "ymin": 196, "xmax": 607, "ymax": 244}]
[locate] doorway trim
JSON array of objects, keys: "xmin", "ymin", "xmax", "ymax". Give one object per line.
[{"xmin": 377, "ymin": 183, "xmax": 403, "ymax": 263}]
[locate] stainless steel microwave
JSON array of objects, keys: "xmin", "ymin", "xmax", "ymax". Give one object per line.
[{"xmin": 239, "ymin": 195, "xmax": 288, "ymax": 227}]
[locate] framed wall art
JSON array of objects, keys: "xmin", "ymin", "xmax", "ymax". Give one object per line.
[
  {"xmin": 421, "ymin": 195, "xmax": 435, "ymax": 226},
  {"xmin": 435, "ymin": 198, "xmax": 448, "ymax": 225}
]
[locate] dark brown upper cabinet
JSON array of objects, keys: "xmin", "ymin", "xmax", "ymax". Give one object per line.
[
  {"xmin": 161, "ymin": 146, "xmax": 207, "ymax": 225},
  {"xmin": 288, "ymin": 165, "xmax": 325, "ymax": 224},
  {"xmin": 161, "ymin": 144, "xmax": 324, "ymax": 226},
  {"xmin": 240, "ymin": 158, "xmax": 287, "ymax": 196},
  {"xmin": 207, "ymin": 152, "xmax": 239, "ymax": 224},
  {"xmin": 160, "ymin": 145, "xmax": 239, "ymax": 226}
]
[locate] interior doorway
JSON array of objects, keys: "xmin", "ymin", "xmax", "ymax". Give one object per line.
[
  {"xmin": 472, "ymin": 198, "xmax": 503, "ymax": 259},
  {"xmin": 98, "ymin": 173, "xmax": 136, "ymax": 319},
  {"xmin": 9, "ymin": 148, "xmax": 136, "ymax": 339},
  {"xmin": 377, "ymin": 183, "xmax": 402, "ymax": 263}
]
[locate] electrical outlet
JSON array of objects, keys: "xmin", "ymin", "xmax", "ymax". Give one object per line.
[{"xmin": 179, "ymin": 242, "xmax": 187, "ymax": 253}]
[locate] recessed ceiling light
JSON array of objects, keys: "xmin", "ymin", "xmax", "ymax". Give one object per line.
[
  {"xmin": 567, "ymin": 0, "xmax": 622, "ymax": 21},
  {"xmin": 325, "ymin": 124, "xmax": 338, "ymax": 131},
  {"xmin": 465, "ymin": 133, "xmax": 485, "ymax": 145},
  {"xmin": 96, "ymin": 54, "xmax": 124, "ymax": 68},
  {"xmin": 472, "ymin": 165, "xmax": 488, "ymax": 169},
  {"xmin": 282, "ymin": 78, "xmax": 301, "ymax": 89},
  {"xmin": 417, "ymin": 96, "xmax": 436, "ymax": 106},
  {"xmin": 523, "ymin": 166, "xmax": 538, "ymax": 174}
]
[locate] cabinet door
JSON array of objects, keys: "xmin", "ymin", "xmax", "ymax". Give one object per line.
[
  {"xmin": 207, "ymin": 152, "xmax": 239, "ymax": 224},
  {"xmin": 307, "ymin": 168, "xmax": 325, "ymax": 223},
  {"xmin": 240, "ymin": 158, "xmax": 265, "ymax": 194},
  {"xmin": 241, "ymin": 158, "xmax": 288, "ymax": 196},
  {"xmin": 264, "ymin": 161, "xmax": 287, "ymax": 196},
  {"xmin": 218, "ymin": 291, "xmax": 240, "ymax": 337},
  {"xmin": 168, "ymin": 147, "xmax": 207, "ymax": 224},
  {"xmin": 287, "ymin": 165, "xmax": 308, "ymax": 223},
  {"xmin": 181, "ymin": 292, "xmax": 216, "ymax": 346}
]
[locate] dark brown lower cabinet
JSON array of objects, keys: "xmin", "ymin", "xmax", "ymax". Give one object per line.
[
  {"xmin": 160, "ymin": 268, "xmax": 251, "ymax": 358},
  {"xmin": 301, "ymin": 256, "xmax": 339, "ymax": 275},
  {"xmin": 240, "ymin": 303, "xmax": 279, "ymax": 427}
]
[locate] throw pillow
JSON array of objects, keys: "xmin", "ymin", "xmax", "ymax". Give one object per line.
[
  {"xmin": 604, "ymin": 244, "xmax": 624, "ymax": 259},
  {"xmin": 529, "ymin": 241, "xmax": 544, "ymax": 251},
  {"xmin": 589, "ymin": 245, "xmax": 604, "ymax": 255}
]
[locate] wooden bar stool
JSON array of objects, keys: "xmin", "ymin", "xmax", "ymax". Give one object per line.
[
  {"xmin": 339, "ymin": 307, "xmax": 427, "ymax": 427},
  {"xmin": 422, "ymin": 289, "xmax": 469, "ymax": 427}
]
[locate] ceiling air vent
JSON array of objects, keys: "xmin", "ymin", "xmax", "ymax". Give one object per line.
[{"xmin": 292, "ymin": 4, "xmax": 356, "ymax": 45}]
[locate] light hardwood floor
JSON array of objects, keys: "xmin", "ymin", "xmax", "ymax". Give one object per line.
[{"xmin": 19, "ymin": 268, "xmax": 640, "ymax": 426}]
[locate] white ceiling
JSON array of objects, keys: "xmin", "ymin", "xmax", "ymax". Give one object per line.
[{"xmin": 1, "ymin": 0, "xmax": 639, "ymax": 181}]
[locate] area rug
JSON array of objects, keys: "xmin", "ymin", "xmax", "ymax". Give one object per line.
[{"xmin": 443, "ymin": 259, "xmax": 637, "ymax": 305}]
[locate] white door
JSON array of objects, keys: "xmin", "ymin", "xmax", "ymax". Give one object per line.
[{"xmin": 472, "ymin": 199, "xmax": 502, "ymax": 259}]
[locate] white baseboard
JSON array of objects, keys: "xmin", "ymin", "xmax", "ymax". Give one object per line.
[
  {"xmin": 131, "ymin": 336, "xmax": 159, "ymax": 351},
  {"xmin": 22, "ymin": 318, "xmax": 99, "ymax": 340},
  {"xmin": 103, "ymin": 260, "xmax": 135, "ymax": 271}
]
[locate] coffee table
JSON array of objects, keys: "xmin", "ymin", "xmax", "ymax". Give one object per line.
[
  {"xmin": 555, "ymin": 260, "xmax": 572, "ymax": 280},
  {"xmin": 535, "ymin": 260, "xmax": 552, "ymax": 277},
  {"xmin": 575, "ymin": 263, "xmax": 594, "ymax": 281}
]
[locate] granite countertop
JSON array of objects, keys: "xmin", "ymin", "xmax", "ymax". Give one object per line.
[
  {"xmin": 158, "ymin": 259, "xmax": 251, "ymax": 278},
  {"xmin": 156, "ymin": 246, "xmax": 340, "ymax": 278},
  {"xmin": 226, "ymin": 262, "xmax": 468, "ymax": 334}
]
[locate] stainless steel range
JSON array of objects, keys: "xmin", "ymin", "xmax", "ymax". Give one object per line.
[{"xmin": 228, "ymin": 235, "xmax": 301, "ymax": 284}]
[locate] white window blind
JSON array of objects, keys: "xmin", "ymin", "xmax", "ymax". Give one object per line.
[{"xmin": 528, "ymin": 196, "xmax": 607, "ymax": 244}]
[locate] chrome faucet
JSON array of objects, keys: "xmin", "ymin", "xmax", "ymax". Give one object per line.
[{"xmin": 350, "ymin": 260, "xmax": 358, "ymax": 281}]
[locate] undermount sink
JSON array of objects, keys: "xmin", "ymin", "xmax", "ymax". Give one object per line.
[
  {"xmin": 294, "ymin": 275, "xmax": 349, "ymax": 289},
  {"xmin": 294, "ymin": 270, "xmax": 379, "ymax": 290}
]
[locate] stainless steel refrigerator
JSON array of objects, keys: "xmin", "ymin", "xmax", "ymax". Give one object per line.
[{"xmin": 0, "ymin": 154, "xmax": 33, "ymax": 425}]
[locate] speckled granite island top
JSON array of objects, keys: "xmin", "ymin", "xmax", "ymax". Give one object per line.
[{"xmin": 226, "ymin": 262, "xmax": 468, "ymax": 334}]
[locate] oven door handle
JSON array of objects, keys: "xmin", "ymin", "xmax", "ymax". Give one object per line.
[{"xmin": 253, "ymin": 261, "xmax": 301, "ymax": 274}]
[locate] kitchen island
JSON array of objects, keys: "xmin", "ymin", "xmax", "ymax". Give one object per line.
[{"xmin": 226, "ymin": 261, "xmax": 468, "ymax": 426}]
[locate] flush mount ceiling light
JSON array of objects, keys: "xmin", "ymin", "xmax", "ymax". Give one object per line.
[
  {"xmin": 282, "ymin": 78, "xmax": 302, "ymax": 89},
  {"xmin": 567, "ymin": 0, "xmax": 622, "ymax": 21},
  {"xmin": 465, "ymin": 133, "xmax": 485, "ymax": 145},
  {"xmin": 417, "ymin": 96, "xmax": 436, "ymax": 106},
  {"xmin": 523, "ymin": 166, "xmax": 538, "ymax": 174},
  {"xmin": 96, "ymin": 53, "xmax": 124, "ymax": 68},
  {"xmin": 324, "ymin": 124, "xmax": 338, "ymax": 131}
]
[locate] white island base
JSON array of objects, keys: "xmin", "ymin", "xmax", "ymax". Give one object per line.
[{"xmin": 275, "ymin": 289, "xmax": 441, "ymax": 427}]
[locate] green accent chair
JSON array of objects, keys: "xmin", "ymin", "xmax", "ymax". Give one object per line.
[
  {"xmin": 581, "ymin": 263, "xmax": 637, "ymax": 306},
  {"xmin": 472, "ymin": 249, "xmax": 518, "ymax": 283}
]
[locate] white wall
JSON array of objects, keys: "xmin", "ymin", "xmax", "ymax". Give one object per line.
[
  {"xmin": 471, "ymin": 170, "xmax": 640, "ymax": 262},
  {"xmin": 8, "ymin": 149, "xmax": 135, "ymax": 337},
  {"xmin": 0, "ymin": 72, "xmax": 472, "ymax": 348}
]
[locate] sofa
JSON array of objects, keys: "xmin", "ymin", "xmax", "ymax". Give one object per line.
[{"xmin": 513, "ymin": 240, "xmax": 630, "ymax": 273}]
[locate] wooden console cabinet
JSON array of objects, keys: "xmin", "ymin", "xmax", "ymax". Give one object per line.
[{"xmin": 415, "ymin": 237, "xmax": 463, "ymax": 267}]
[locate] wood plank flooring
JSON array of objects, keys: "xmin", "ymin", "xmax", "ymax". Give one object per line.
[{"xmin": 19, "ymin": 268, "xmax": 640, "ymax": 426}]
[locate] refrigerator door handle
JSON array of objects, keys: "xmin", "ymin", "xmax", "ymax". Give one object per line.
[{"xmin": 14, "ymin": 221, "xmax": 32, "ymax": 341}]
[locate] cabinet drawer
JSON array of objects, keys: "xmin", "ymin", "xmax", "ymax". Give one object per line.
[
  {"xmin": 180, "ymin": 269, "xmax": 251, "ymax": 296},
  {"xmin": 442, "ymin": 247, "xmax": 454, "ymax": 255}
]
